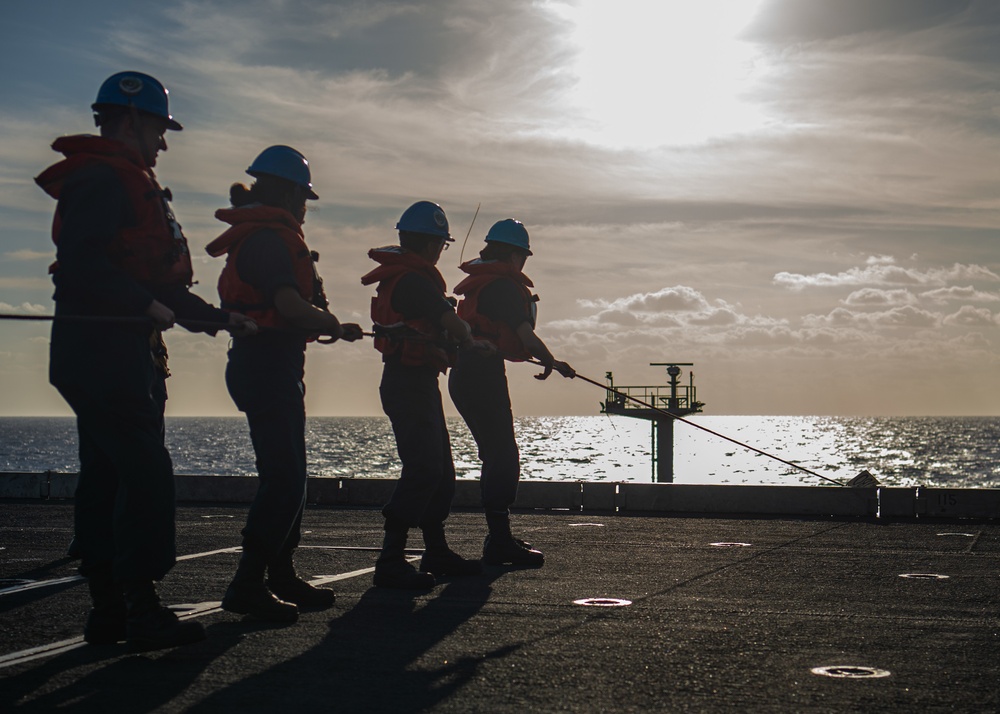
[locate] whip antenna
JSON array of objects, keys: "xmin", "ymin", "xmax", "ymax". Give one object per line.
[{"xmin": 459, "ymin": 203, "xmax": 481, "ymax": 265}]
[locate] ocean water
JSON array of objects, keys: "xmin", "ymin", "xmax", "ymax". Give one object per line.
[{"xmin": 1, "ymin": 415, "xmax": 998, "ymax": 488}]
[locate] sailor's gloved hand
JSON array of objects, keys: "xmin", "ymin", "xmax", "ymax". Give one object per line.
[
  {"xmin": 463, "ymin": 338, "xmax": 497, "ymax": 356},
  {"xmin": 145, "ymin": 300, "xmax": 175, "ymax": 330},
  {"xmin": 554, "ymin": 361, "xmax": 575, "ymax": 379},
  {"xmin": 226, "ymin": 313, "xmax": 258, "ymax": 337},
  {"xmin": 340, "ymin": 323, "xmax": 364, "ymax": 342},
  {"xmin": 534, "ymin": 359, "xmax": 574, "ymax": 381}
]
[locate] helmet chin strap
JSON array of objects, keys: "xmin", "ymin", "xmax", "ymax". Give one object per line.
[{"xmin": 127, "ymin": 101, "xmax": 155, "ymax": 173}]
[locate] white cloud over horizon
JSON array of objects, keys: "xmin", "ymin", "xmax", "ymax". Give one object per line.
[
  {"xmin": 774, "ymin": 256, "xmax": 1000, "ymax": 291},
  {"xmin": 1, "ymin": 0, "xmax": 1000, "ymax": 416}
]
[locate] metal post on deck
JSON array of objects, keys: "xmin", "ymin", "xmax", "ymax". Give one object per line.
[
  {"xmin": 650, "ymin": 421, "xmax": 657, "ymax": 481},
  {"xmin": 655, "ymin": 418, "xmax": 674, "ymax": 483}
]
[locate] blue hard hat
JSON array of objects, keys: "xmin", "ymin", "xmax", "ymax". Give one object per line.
[
  {"xmin": 246, "ymin": 145, "xmax": 319, "ymax": 200},
  {"xmin": 92, "ymin": 71, "xmax": 182, "ymax": 131},
  {"xmin": 485, "ymin": 219, "xmax": 532, "ymax": 255},
  {"xmin": 396, "ymin": 201, "xmax": 452, "ymax": 241}
]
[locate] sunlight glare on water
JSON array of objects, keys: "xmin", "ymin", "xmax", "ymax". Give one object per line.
[{"xmin": 1, "ymin": 416, "xmax": 999, "ymax": 488}]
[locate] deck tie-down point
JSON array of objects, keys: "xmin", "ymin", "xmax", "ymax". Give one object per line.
[
  {"xmin": 899, "ymin": 573, "xmax": 949, "ymax": 580},
  {"xmin": 573, "ymin": 598, "xmax": 632, "ymax": 607},
  {"xmin": 811, "ymin": 665, "xmax": 890, "ymax": 679}
]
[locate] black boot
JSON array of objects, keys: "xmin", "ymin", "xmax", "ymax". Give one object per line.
[
  {"xmin": 83, "ymin": 568, "xmax": 126, "ymax": 645},
  {"xmin": 374, "ymin": 518, "xmax": 435, "ymax": 590},
  {"xmin": 483, "ymin": 510, "xmax": 544, "ymax": 567},
  {"xmin": 418, "ymin": 522, "xmax": 482, "ymax": 576},
  {"xmin": 122, "ymin": 579, "xmax": 206, "ymax": 653},
  {"xmin": 222, "ymin": 548, "xmax": 298, "ymax": 622},
  {"xmin": 267, "ymin": 551, "xmax": 336, "ymax": 609}
]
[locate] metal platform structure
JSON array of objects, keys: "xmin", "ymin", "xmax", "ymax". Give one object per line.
[{"xmin": 601, "ymin": 362, "xmax": 705, "ymax": 482}]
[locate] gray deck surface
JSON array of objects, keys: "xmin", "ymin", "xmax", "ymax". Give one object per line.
[{"xmin": 1, "ymin": 501, "xmax": 998, "ymax": 713}]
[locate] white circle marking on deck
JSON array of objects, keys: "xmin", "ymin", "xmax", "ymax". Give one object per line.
[
  {"xmin": 811, "ymin": 665, "xmax": 890, "ymax": 679},
  {"xmin": 898, "ymin": 573, "xmax": 950, "ymax": 580},
  {"xmin": 573, "ymin": 598, "xmax": 632, "ymax": 607}
]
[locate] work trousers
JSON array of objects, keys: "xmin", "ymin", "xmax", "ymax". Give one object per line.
[
  {"xmin": 226, "ymin": 340, "xmax": 307, "ymax": 563},
  {"xmin": 448, "ymin": 352, "xmax": 520, "ymax": 511},
  {"xmin": 50, "ymin": 319, "xmax": 176, "ymax": 581},
  {"xmin": 379, "ymin": 361, "xmax": 456, "ymax": 528}
]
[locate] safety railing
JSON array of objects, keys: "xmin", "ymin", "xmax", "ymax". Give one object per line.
[{"xmin": 603, "ymin": 384, "xmax": 699, "ymax": 412}]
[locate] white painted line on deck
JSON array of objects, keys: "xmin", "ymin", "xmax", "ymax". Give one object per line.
[
  {"xmin": 0, "ymin": 559, "xmax": 401, "ymax": 670},
  {"xmin": 176, "ymin": 546, "xmax": 243, "ymax": 561},
  {"xmin": 0, "ymin": 637, "xmax": 88, "ymax": 668},
  {"xmin": 308, "ymin": 565, "xmax": 377, "ymax": 587},
  {"xmin": 299, "ymin": 545, "xmax": 423, "ymax": 554},
  {"xmin": 0, "ymin": 547, "xmax": 243, "ymax": 598},
  {"xmin": 0, "ymin": 544, "xmax": 394, "ymax": 598},
  {"xmin": 0, "ymin": 575, "xmax": 83, "ymax": 596}
]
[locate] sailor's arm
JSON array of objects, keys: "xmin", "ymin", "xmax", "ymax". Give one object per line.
[
  {"xmin": 274, "ymin": 286, "xmax": 361, "ymax": 341},
  {"xmin": 440, "ymin": 310, "xmax": 494, "ymax": 354},
  {"xmin": 516, "ymin": 322, "xmax": 574, "ymax": 379},
  {"xmin": 152, "ymin": 283, "xmax": 256, "ymax": 335}
]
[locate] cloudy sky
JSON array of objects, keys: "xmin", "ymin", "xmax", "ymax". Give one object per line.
[{"xmin": 2, "ymin": 0, "xmax": 999, "ymax": 417}]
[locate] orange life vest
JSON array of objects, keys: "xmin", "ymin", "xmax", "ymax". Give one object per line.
[
  {"xmin": 206, "ymin": 204, "xmax": 328, "ymax": 330},
  {"xmin": 453, "ymin": 259, "xmax": 537, "ymax": 362},
  {"xmin": 35, "ymin": 134, "xmax": 194, "ymax": 288},
  {"xmin": 360, "ymin": 246, "xmax": 456, "ymax": 372}
]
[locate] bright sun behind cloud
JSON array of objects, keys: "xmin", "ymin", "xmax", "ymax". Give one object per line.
[{"xmin": 549, "ymin": 0, "xmax": 767, "ymax": 148}]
